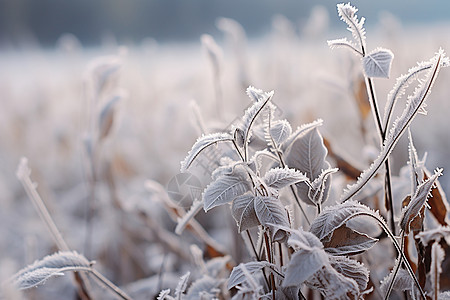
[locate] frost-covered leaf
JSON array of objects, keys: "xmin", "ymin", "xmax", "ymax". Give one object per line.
[
  {"xmin": 211, "ymin": 159, "xmax": 244, "ymax": 181},
  {"xmin": 175, "ymin": 199, "xmax": 203, "ymax": 235},
  {"xmin": 305, "ymin": 262, "xmax": 360, "ymax": 299},
  {"xmin": 281, "ymin": 119, "xmax": 323, "ymax": 152},
  {"xmin": 87, "ymin": 55, "xmax": 121, "ymax": 96},
  {"xmin": 239, "ymin": 87, "xmax": 273, "ymax": 155},
  {"xmin": 309, "ymin": 200, "xmax": 380, "ymax": 243},
  {"xmin": 11, "ymin": 251, "xmax": 91, "ymax": 290},
  {"xmin": 285, "ymin": 127, "xmax": 327, "ymax": 179},
  {"xmin": 98, "ymin": 93, "xmax": 123, "ymax": 141},
  {"xmin": 175, "ymin": 272, "xmax": 190, "ymax": 300},
  {"xmin": 263, "ymin": 167, "xmax": 307, "ymax": 190},
  {"xmin": 233, "ymin": 127, "xmax": 245, "ymax": 148},
  {"xmin": 382, "ymin": 55, "xmax": 449, "ymax": 132},
  {"xmin": 246, "ymin": 86, "xmax": 272, "ymax": 103},
  {"xmin": 408, "ymin": 129, "xmax": 423, "ymax": 194},
  {"xmin": 157, "ymin": 289, "xmax": 174, "ymax": 300},
  {"xmin": 203, "ymin": 174, "xmax": 252, "ymax": 212},
  {"xmin": 185, "ymin": 275, "xmax": 221, "ymax": 300},
  {"xmin": 336, "ymin": 2, "xmax": 366, "ymax": 49},
  {"xmin": 400, "ymin": 168, "xmax": 443, "ymax": 234},
  {"xmin": 282, "ymin": 226, "xmax": 324, "ymax": 251},
  {"xmin": 13, "ymin": 268, "xmax": 65, "ymax": 290},
  {"xmin": 362, "ymin": 47, "xmax": 394, "ymax": 78},
  {"xmin": 254, "ymin": 196, "xmax": 289, "ymax": 241},
  {"xmin": 201, "ymin": 34, "xmax": 223, "ymax": 76},
  {"xmin": 323, "ymin": 224, "xmax": 378, "ymax": 256},
  {"xmin": 329, "ymin": 256, "xmax": 369, "ymax": 292},
  {"xmin": 231, "ymin": 193, "xmax": 260, "ymax": 232},
  {"xmin": 341, "ymin": 50, "xmax": 445, "ymax": 202},
  {"xmin": 282, "ymin": 247, "xmax": 329, "ymax": 287},
  {"xmin": 308, "ymin": 167, "xmax": 338, "ymax": 205},
  {"xmin": 424, "ymin": 168, "xmax": 450, "ymax": 227},
  {"xmin": 181, "ymin": 133, "xmax": 233, "ymax": 172},
  {"xmin": 285, "ymin": 127, "xmax": 331, "ymax": 205},
  {"xmin": 267, "ymin": 119, "xmax": 292, "ymax": 148},
  {"xmin": 228, "ymin": 261, "xmax": 275, "ymax": 289},
  {"xmin": 327, "ymin": 38, "xmax": 362, "ymax": 56}
]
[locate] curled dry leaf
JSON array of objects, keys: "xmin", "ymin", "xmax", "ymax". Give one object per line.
[{"xmin": 322, "ymin": 223, "xmax": 378, "ymax": 256}]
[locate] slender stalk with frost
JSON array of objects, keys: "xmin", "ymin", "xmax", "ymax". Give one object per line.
[
  {"xmin": 16, "ymin": 158, "xmax": 130, "ymax": 300},
  {"xmin": 16, "ymin": 158, "xmax": 91, "ymax": 299}
]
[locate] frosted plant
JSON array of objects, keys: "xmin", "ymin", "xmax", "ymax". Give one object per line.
[
  {"xmin": 6, "ymin": 2, "xmax": 450, "ymax": 300},
  {"xmin": 173, "ymin": 2, "xmax": 450, "ymax": 299}
]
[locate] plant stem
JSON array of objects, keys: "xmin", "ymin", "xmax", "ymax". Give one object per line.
[
  {"xmin": 366, "ymin": 78, "xmax": 384, "ymax": 139},
  {"xmin": 246, "ymin": 230, "xmax": 270, "ymax": 290},
  {"xmin": 384, "ymin": 232, "xmax": 405, "ymax": 300},
  {"xmin": 246, "ymin": 231, "xmax": 259, "ymax": 260},
  {"xmin": 17, "ymin": 158, "xmax": 92, "ymax": 299},
  {"xmin": 298, "ymin": 289, "xmax": 307, "ymax": 300},
  {"xmin": 263, "ymin": 231, "xmax": 276, "ymax": 300},
  {"xmin": 353, "ymin": 212, "xmax": 426, "ymax": 299},
  {"xmin": 278, "ymin": 242, "xmax": 284, "ymax": 267},
  {"xmin": 231, "ymin": 140, "xmax": 245, "ymax": 162},
  {"xmin": 365, "ymin": 76, "xmax": 396, "ymax": 235},
  {"xmin": 18, "ymin": 167, "xmax": 70, "ymax": 252},
  {"xmin": 385, "ymin": 160, "xmax": 396, "ymax": 235},
  {"xmin": 90, "ymin": 269, "xmax": 132, "ymax": 300}
]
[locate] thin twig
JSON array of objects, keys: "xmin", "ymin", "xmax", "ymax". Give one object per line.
[
  {"xmin": 90, "ymin": 269, "xmax": 132, "ymax": 300},
  {"xmin": 384, "ymin": 232, "xmax": 406, "ymax": 300},
  {"xmin": 366, "ymin": 76, "xmax": 396, "ymax": 235},
  {"xmin": 16, "ymin": 158, "xmax": 92, "ymax": 299}
]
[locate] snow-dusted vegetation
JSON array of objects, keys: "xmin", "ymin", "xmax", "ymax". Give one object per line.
[{"xmin": 2, "ymin": 3, "xmax": 450, "ymax": 299}]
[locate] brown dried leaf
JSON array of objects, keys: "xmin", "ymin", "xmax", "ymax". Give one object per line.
[
  {"xmin": 424, "ymin": 171, "xmax": 449, "ymax": 226},
  {"xmin": 322, "ymin": 224, "xmax": 378, "ymax": 256}
]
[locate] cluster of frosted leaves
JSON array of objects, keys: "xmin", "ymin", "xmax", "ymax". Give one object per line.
[
  {"xmin": 230, "ymin": 168, "xmax": 306, "ymax": 241},
  {"xmin": 232, "ymin": 195, "xmax": 281, "ymax": 240},
  {"xmin": 330, "ymin": 3, "xmax": 395, "ymax": 78},
  {"xmin": 281, "ymin": 227, "xmax": 369, "ymax": 299}
]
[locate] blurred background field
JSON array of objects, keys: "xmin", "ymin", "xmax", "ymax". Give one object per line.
[{"xmin": 1, "ymin": 1, "xmax": 450, "ymax": 298}]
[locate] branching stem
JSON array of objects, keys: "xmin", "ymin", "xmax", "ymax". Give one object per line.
[{"xmin": 365, "ymin": 74, "xmax": 396, "ymax": 236}]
